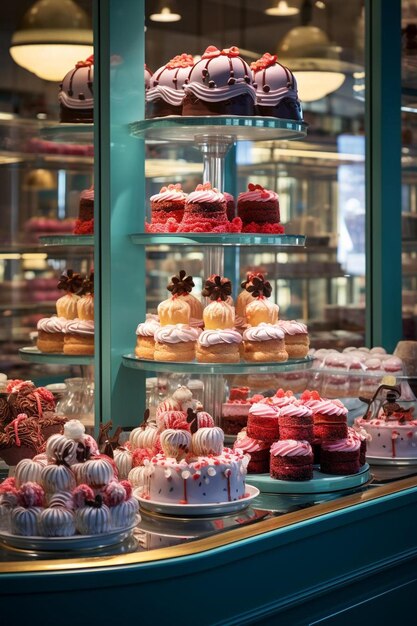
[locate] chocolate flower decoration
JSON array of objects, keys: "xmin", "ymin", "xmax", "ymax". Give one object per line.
[
  {"xmin": 202, "ymin": 275, "xmax": 232, "ymax": 301},
  {"xmin": 80, "ymin": 270, "xmax": 94, "ymax": 296},
  {"xmin": 57, "ymin": 269, "xmax": 84, "ymax": 294},
  {"xmin": 186, "ymin": 408, "xmax": 198, "ymax": 434},
  {"xmin": 167, "ymin": 270, "xmax": 195, "ymax": 296},
  {"xmin": 246, "ymin": 275, "xmax": 272, "ymax": 299}
]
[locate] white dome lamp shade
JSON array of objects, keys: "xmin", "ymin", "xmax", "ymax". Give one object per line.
[
  {"xmin": 150, "ymin": 1, "xmax": 182, "ymax": 23},
  {"xmin": 10, "ymin": 0, "xmax": 93, "ymax": 82},
  {"xmin": 265, "ymin": 1, "xmax": 300, "ymax": 17}
]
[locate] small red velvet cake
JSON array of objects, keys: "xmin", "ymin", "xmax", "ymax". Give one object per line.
[
  {"xmin": 237, "ymin": 183, "xmax": 284, "ymax": 234},
  {"xmin": 277, "ymin": 402, "xmax": 314, "ymax": 443},
  {"xmin": 146, "ymin": 183, "xmax": 187, "ymax": 232},
  {"xmin": 74, "ymin": 186, "xmax": 94, "ymax": 235},
  {"xmin": 301, "ymin": 392, "xmax": 348, "ymax": 441},
  {"xmin": 320, "ymin": 436, "xmax": 361, "ymax": 475},
  {"xmin": 234, "ymin": 432, "xmax": 270, "ymax": 473},
  {"xmin": 247, "ymin": 402, "xmax": 279, "ymax": 443},
  {"xmin": 146, "ymin": 53, "xmax": 194, "ymax": 118},
  {"xmin": 178, "ymin": 183, "xmax": 241, "ymax": 233},
  {"xmin": 224, "ymin": 192, "xmax": 236, "ymax": 221},
  {"xmin": 348, "ymin": 426, "xmax": 369, "ymax": 466},
  {"xmin": 182, "ymin": 46, "xmax": 256, "ymax": 116},
  {"xmin": 221, "ymin": 387, "xmax": 250, "ymax": 435},
  {"xmin": 270, "ymin": 439, "xmax": 313, "ymax": 481}
]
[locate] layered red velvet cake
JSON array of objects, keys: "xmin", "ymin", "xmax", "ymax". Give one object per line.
[
  {"xmin": 237, "ymin": 183, "xmax": 284, "ymax": 233},
  {"xmin": 183, "ymin": 46, "xmax": 256, "ymax": 116},
  {"xmin": 247, "ymin": 402, "xmax": 279, "ymax": 443},
  {"xmin": 277, "ymin": 402, "xmax": 314, "ymax": 443},
  {"xmin": 234, "ymin": 432, "xmax": 270, "ymax": 473},
  {"xmin": 270, "ymin": 440, "xmax": 313, "ymax": 481},
  {"xmin": 146, "ymin": 53, "xmax": 194, "ymax": 118},
  {"xmin": 59, "ymin": 56, "xmax": 94, "ymax": 123},
  {"xmin": 320, "ymin": 436, "xmax": 361, "ymax": 475},
  {"xmin": 178, "ymin": 183, "xmax": 242, "ymax": 233},
  {"xmin": 301, "ymin": 391, "xmax": 348, "ymax": 441},
  {"xmin": 224, "ymin": 192, "xmax": 236, "ymax": 220},
  {"xmin": 146, "ymin": 183, "xmax": 187, "ymax": 232},
  {"xmin": 221, "ymin": 387, "xmax": 251, "ymax": 435},
  {"xmin": 251, "ymin": 53, "xmax": 303, "ymax": 121},
  {"xmin": 74, "ymin": 186, "xmax": 94, "ymax": 235}
]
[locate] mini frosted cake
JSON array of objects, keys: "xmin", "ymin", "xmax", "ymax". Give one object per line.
[
  {"xmin": 251, "ymin": 52, "xmax": 302, "ymax": 121},
  {"xmin": 146, "ymin": 183, "xmax": 187, "ymax": 232},
  {"xmin": 222, "ymin": 387, "xmax": 252, "ymax": 435},
  {"xmin": 59, "ymin": 56, "xmax": 94, "ymax": 123},
  {"xmin": 74, "ymin": 186, "xmax": 94, "ymax": 235},
  {"xmin": 237, "ymin": 183, "xmax": 283, "ymax": 234},
  {"xmin": 178, "ymin": 183, "xmax": 242, "ymax": 233},
  {"xmin": 141, "ymin": 411, "xmax": 249, "ymax": 504},
  {"xmin": 37, "ymin": 316, "xmax": 67, "ymax": 353},
  {"xmin": 146, "ymin": 53, "xmax": 194, "ymax": 118},
  {"xmin": 183, "ymin": 46, "xmax": 256, "ymax": 116}
]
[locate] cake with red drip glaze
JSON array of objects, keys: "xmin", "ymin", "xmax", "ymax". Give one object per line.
[
  {"xmin": 237, "ymin": 183, "xmax": 284, "ymax": 234},
  {"xmin": 183, "ymin": 46, "xmax": 256, "ymax": 116},
  {"xmin": 74, "ymin": 186, "xmax": 94, "ymax": 235},
  {"xmin": 146, "ymin": 53, "xmax": 194, "ymax": 118},
  {"xmin": 251, "ymin": 53, "xmax": 303, "ymax": 121},
  {"xmin": 59, "ymin": 56, "xmax": 94, "ymax": 123},
  {"xmin": 270, "ymin": 439, "xmax": 313, "ymax": 481},
  {"xmin": 178, "ymin": 183, "xmax": 242, "ymax": 233}
]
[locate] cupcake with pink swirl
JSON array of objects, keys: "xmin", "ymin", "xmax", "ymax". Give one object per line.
[
  {"xmin": 237, "ymin": 183, "xmax": 284, "ymax": 234},
  {"xmin": 146, "ymin": 183, "xmax": 188, "ymax": 233},
  {"xmin": 178, "ymin": 183, "xmax": 242, "ymax": 233},
  {"xmin": 270, "ymin": 440, "xmax": 313, "ymax": 481},
  {"xmin": 233, "ymin": 433, "xmax": 270, "ymax": 473},
  {"xmin": 320, "ymin": 436, "xmax": 361, "ymax": 475}
]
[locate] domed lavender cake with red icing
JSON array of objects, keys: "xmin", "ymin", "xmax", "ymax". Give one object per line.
[
  {"xmin": 251, "ymin": 53, "xmax": 303, "ymax": 121},
  {"xmin": 178, "ymin": 183, "xmax": 242, "ymax": 233},
  {"xmin": 146, "ymin": 53, "xmax": 194, "ymax": 118},
  {"xmin": 59, "ymin": 56, "xmax": 94, "ymax": 123},
  {"xmin": 183, "ymin": 46, "xmax": 256, "ymax": 116},
  {"xmin": 237, "ymin": 183, "xmax": 284, "ymax": 234}
]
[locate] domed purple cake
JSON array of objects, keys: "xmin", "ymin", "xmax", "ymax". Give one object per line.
[
  {"xmin": 59, "ymin": 56, "xmax": 94, "ymax": 123},
  {"xmin": 183, "ymin": 46, "xmax": 256, "ymax": 116},
  {"xmin": 146, "ymin": 53, "xmax": 194, "ymax": 118},
  {"xmin": 251, "ymin": 53, "xmax": 302, "ymax": 121}
]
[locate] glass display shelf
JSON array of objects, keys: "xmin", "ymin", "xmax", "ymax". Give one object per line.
[
  {"xmin": 40, "ymin": 124, "xmax": 93, "ymax": 145},
  {"xmin": 130, "ymin": 116, "xmax": 307, "ymax": 143},
  {"xmin": 122, "ymin": 354, "xmax": 313, "ymax": 375},
  {"xmin": 130, "ymin": 233, "xmax": 305, "ymax": 247},
  {"xmin": 39, "ymin": 234, "xmax": 94, "ymax": 247},
  {"xmin": 19, "ymin": 347, "xmax": 93, "ymax": 366}
]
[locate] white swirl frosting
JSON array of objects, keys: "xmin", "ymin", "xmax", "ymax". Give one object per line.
[
  {"xmin": 192, "ymin": 426, "xmax": 224, "ymax": 456},
  {"xmin": 270, "ymin": 439, "xmax": 312, "ymax": 457},
  {"xmin": 64, "ymin": 319, "xmax": 94, "ymax": 336},
  {"xmin": 198, "ymin": 329, "xmax": 242, "ymax": 347},
  {"xmin": 154, "ymin": 324, "xmax": 200, "ymax": 344},
  {"xmin": 303, "ymin": 398, "xmax": 348, "ymax": 417},
  {"xmin": 37, "ymin": 316, "xmax": 67, "ymax": 333},
  {"xmin": 150, "ymin": 188, "xmax": 188, "ymax": 202},
  {"xmin": 129, "ymin": 424, "xmax": 158, "ymax": 450},
  {"xmin": 243, "ymin": 323, "xmax": 285, "ymax": 342},
  {"xmin": 278, "ymin": 320, "xmax": 308, "ymax": 335},
  {"xmin": 237, "ymin": 189, "xmax": 279, "ymax": 203},
  {"xmin": 136, "ymin": 317, "xmax": 160, "ymax": 337},
  {"xmin": 186, "ymin": 188, "xmax": 226, "ymax": 204},
  {"xmin": 160, "ymin": 428, "xmax": 191, "ymax": 458}
]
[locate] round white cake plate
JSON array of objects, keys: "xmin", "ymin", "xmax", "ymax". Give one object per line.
[
  {"xmin": 366, "ymin": 456, "xmax": 417, "ymax": 466},
  {"xmin": 0, "ymin": 519, "xmax": 139, "ymax": 552},
  {"xmin": 134, "ymin": 485, "xmax": 260, "ymax": 517},
  {"xmin": 245, "ymin": 464, "xmax": 371, "ymax": 495}
]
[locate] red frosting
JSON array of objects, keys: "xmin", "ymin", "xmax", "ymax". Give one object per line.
[
  {"xmin": 166, "ymin": 53, "xmax": 194, "ymax": 69},
  {"xmin": 250, "ymin": 53, "xmax": 278, "ymax": 72},
  {"xmin": 202, "ymin": 46, "xmax": 241, "ymax": 60}
]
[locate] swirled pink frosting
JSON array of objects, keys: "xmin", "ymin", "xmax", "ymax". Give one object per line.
[
  {"xmin": 243, "ymin": 323, "xmax": 285, "ymax": 342},
  {"xmin": 64, "ymin": 319, "xmax": 94, "ymax": 336},
  {"xmin": 136, "ymin": 317, "xmax": 160, "ymax": 337},
  {"xmin": 186, "ymin": 188, "xmax": 225, "ymax": 204},
  {"xmin": 150, "ymin": 187, "xmax": 188, "ymax": 203},
  {"xmin": 270, "ymin": 439, "xmax": 312, "ymax": 457},
  {"xmin": 233, "ymin": 435, "xmax": 269, "ymax": 453},
  {"xmin": 238, "ymin": 188, "xmax": 278, "ymax": 203},
  {"xmin": 303, "ymin": 398, "xmax": 348, "ymax": 416},
  {"xmin": 198, "ymin": 329, "xmax": 242, "ymax": 347},
  {"xmin": 321, "ymin": 437, "xmax": 360, "ymax": 452},
  {"xmin": 249, "ymin": 402, "xmax": 278, "ymax": 418},
  {"xmin": 349, "ymin": 425, "xmax": 372, "ymax": 442},
  {"xmin": 37, "ymin": 316, "xmax": 67, "ymax": 333},
  {"xmin": 80, "ymin": 187, "xmax": 94, "ymax": 201},
  {"xmin": 268, "ymin": 394, "xmax": 297, "ymax": 408},
  {"xmin": 276, "ymin": 402, "xmax": 312, "ymax": 418},
  {"xmin": 154, "ymin": 324, "xmax": 200, "ymax": 344},
  {"xmin": 278, "ymin": 320, "xmax": 308, "ymax": 335}
]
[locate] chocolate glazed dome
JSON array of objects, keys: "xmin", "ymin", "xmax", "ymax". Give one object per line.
[
  {"xmin": 59, "ymin": 55, "xmax": 94, "ymax": 123},
  {"xmin": 183, "ymin": 46, "xmax": 256, "ymax": 116}
]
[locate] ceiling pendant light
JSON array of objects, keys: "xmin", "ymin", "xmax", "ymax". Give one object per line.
[
  {"xmin": 150, "ymin": 1, "xmax": 182, "ymax": 23},
  {"xmin": 9, "ymin": 0, "xmax": 93, "ymax": 82},
  {"xmin": 265, "ymin": 1, "xmax": 300, "ymax": 17}
]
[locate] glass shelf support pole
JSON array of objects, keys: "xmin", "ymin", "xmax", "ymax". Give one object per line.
[{"xmin": 195, "ymin": 135, "xmax": 235, "ymax": 192}]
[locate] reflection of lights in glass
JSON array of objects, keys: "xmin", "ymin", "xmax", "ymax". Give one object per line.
[
  {"xmin": 150, "ymin": 2, "xmax": 181, "ymax": 22},
  {"xmin": 295, "ymin": 71, "xmax": 345, "ymax": 102},
  {"xmin": 9, "ymin": 0, "xmax": 93, "ymax": 81},
  {"xmin": 315, "ymin": 1, "xmax": 326, "ymax": 9},
  {"xmin": 265, "ymin": 1, "xmax": 299, "ymax": 16}
]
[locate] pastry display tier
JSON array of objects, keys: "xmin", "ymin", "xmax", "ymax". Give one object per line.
[
  {"xmin": 246, "ymin": 465, "xmax": 371, "ymax": 495},
  {"xmin": 40, "ymin": 124, "xmax": 94, "ymax": 144},
  {"xmin": 122, "ymin": 353, "xmax": 313, "ymax": 375},
  {"xmin": 39, "ymin": 235, "xmax": 94, "ymax": 247},
  {"xmin": 131, "ymin": 233, "xmax": 305, "ymax": 247},
  {"xmin": 19, "ymin": 347, "xmax": 94, "ymax": 366},
  {"xmin": 130, "ymin": 116, "xmax": 307, "ymax": 143}
]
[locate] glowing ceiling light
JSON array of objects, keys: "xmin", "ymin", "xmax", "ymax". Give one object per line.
[{"xmin": 265, "ymin": 1, "xmax": 300, "ymax": 17}]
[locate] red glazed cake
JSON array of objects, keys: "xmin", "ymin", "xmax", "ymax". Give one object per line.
[
  {"xmin": 270, "ymin": 440, "xmax": 313, "ymax": 481},
  {"xmin": 247, "ymin": 402, "xmax": 279, "ymax": 443},
  {"xmin": 251, "ymin": 53, "xmax": 303, "ymax": 121},
  {"xmin": 277, "ymin": 402, "xmax": 314, "ymax": 443},
  {"xmin": 320, "ymin": 436, "xmax": 361, "ymax": 475},
  {"xmin": 146, "ymin": 183, "xmax": 187, "ymax": 232},
  {"xmin": 59, "ymin": 56, "xmax": 94, "ymax": 123},
  {"xmin": 234, "ymin": 432, "xmax": 270, "ymax": 473},
  {"xmin": 237, "ymin": 183, "xmax": 284, "ymax": 234},
  {"xmin": 178, "ymin": 183, "xmax": 242, "ymax": 233},
  {"xmin": 74, "ymin": 186, "xmax": 94, "ymax": 235},
  {"xmin": 301, "ymin": 391, "xmax": 348, "ymax": 441},
  {"xmin": 146, "ymin": 53, "xmax": 194, "ymax": 118},
  {"xmin": 183, "ymin": 46, "xmax": 256, "ymax": 116}
]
